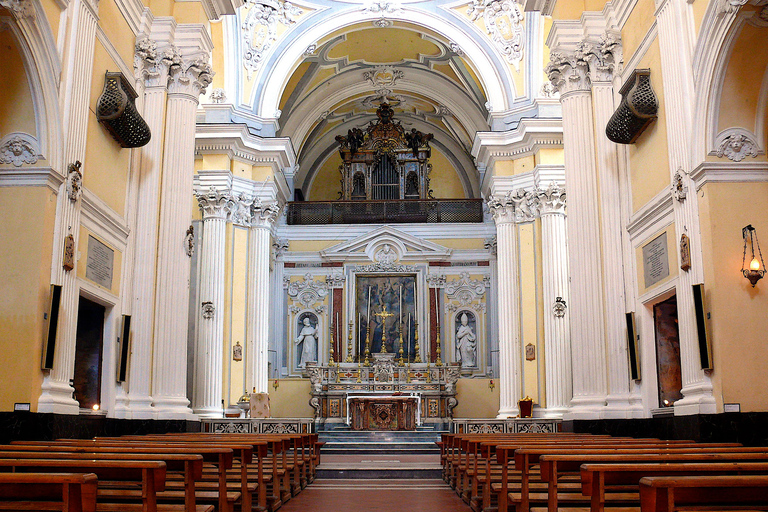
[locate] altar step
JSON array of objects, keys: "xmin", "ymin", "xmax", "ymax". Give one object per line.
[
  {"xmin": 316, "ymin": 453, "xmax": 443, "ymax": 479},
  {"xmin": 318, "ymin": 428, "xmax": 444, "ymax": 455}
]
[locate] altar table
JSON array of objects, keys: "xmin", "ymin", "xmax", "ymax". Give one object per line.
[{"xmin": 349, "ymin": 396, "xmax": 418, "ymax": 431}]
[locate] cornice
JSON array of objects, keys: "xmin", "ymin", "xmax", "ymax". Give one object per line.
[
  {"xmin": 0, "ymin": 166, "xmax": 64, "ymax": 192},
  {"xmin": 81, "ymin": 188, "xmax": 131, "ymax": 250},
  {"xmin": 689, "ymin": 161, "xmax": 768, "ymax": 190},
  {"xmin": 626, "ymin": 186, "xmax": 674, "ymax": 244},
  {"xmin": 471, "ymin": 118, "xmax": 563, "ymax": 170}
]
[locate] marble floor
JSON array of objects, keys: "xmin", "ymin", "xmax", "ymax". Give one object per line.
[{"xmin": 279, "ymin": 479, "xmax": 469, "ymax": 512}]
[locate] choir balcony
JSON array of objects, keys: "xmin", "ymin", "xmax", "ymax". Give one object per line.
[{"xmin": 286, "ymin": 199, "xmax": 484, "ymax": 225}]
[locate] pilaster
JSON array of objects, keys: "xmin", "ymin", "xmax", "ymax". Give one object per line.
[
  {"xmin": 547, "ymin": 47, "xmax": 608, "ymax": 418},
  {"xmin": 536, "ymin": 183, "xmax": 572, "ymax": 417}
]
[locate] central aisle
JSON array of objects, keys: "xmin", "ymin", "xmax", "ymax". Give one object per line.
[{"xmin": 278, "ymin": 479, "xmax": 469, "ymax": 512}]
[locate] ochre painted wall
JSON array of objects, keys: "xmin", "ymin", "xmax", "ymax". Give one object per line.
[
  {"xmin": 520, "ymin": 223, "xmax": 539, "ymax": 403},
  {"xmin": 628, "ymin": 38, "xmax": 671, "ymax": 214},
  {"xmin": 269, "ymin": 379, "xmax": 314, "ymax": 417},
  {"xmin": 453, "ymin": 378, "xmax": 499, "ymax": 418},
  {"xmin": 698, "ymin": 182, "xmax": 768, "ymax": 412},
  {"xmin": 0, "ymin": 30, "xmax": 37, "ymax": 139},
  {"xmin": 621, "ymin": 0, "xmax": 656, "ymax": 62},
  {"xmin": 0, "ymin": 187, "xmax": 57, "ymax": 412},
  {"xmin": 228, "ymin": 226, "xmax": 249, "ymax": 405}
]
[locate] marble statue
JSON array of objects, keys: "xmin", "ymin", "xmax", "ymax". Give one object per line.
[
  {"xmin": 296, "ymin": 317, "xmax": 318, "ymax": 368},
  {"xmin": 456, "ymin": 312, "xmax": 477, "ymax": 367}
]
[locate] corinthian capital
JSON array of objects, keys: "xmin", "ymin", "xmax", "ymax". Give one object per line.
[
  {"xmin": 487, "ymin": 189, "xmax": 537, "ymax": 225},
  {"xmin": 581, "ymin": 32, "xmax": 622, "ymax": 83},
  {"xmin": 135, "ymin": 40, "xmax": 182, "ymax": 89},
  {"xmin": 0, "ymin": 0, "xmax": 35, "ymax": 18},
  {"xmin": 168, "ymin": 55, "xmax": 214, "ymax": 98},
  {"xmin": 251, "ymin": 201, "xmax": 281, "ymax": 228},
  {"xmin": 536, "ymin": 182, "xmax": 566, "ymax": 215},
  {"xmin": 546, "ymin": 48, "xmax": 591, "ymax": 95},
  {"xmin": 196, "ymin": 187, "xmax": 232, "ymax": 220}
]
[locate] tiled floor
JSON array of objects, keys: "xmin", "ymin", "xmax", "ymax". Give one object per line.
[{"xmin": 280, "ymin": 479, "xmax": 469, "ymax": 512}]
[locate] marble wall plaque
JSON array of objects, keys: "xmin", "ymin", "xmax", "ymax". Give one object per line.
[
  {"xmin": 86, "ymin": 235, "xmax": 114, "ymax": 289},
  {"xmin": 643, "ymin": 233, "xmax": 670, "ymax": 288}
]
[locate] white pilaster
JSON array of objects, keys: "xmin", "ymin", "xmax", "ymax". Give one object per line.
[
  {"xmin": 487, "ymin": 192, "xmax": 523, "ymax": 418},
  {"xmin": 192, "ymin": 189, "xmax": 230, "ymax": 417},
  {"xmin": 537, "ymin": 183, "xmax": 572, "ymax": 417},
  {"xmin": 246, "ymin": 202, "xmax": 280, "ymax": 394},
  {"xmin": 38, "ymin": 0, "xmax": 100, "ymax": 415},
  {"xmin": 547, "ymin": 48, "xmax": 608, "ymax": 418},
  {"xmin": 585, "ymin": 35, "xmax": 638, "ymax": 417},
  {"xmin": 654, "ymin": 0, "xmax": 715, "ymax": 415},
  {"xmin": 151, "ymin": 35, "xmax": 213, "ymax": 419}
]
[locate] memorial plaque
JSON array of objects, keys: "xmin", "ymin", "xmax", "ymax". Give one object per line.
[
  {"xmin": 86, "ymin": 235, "xmax": 114, "ymax": 289},
  {"xmin": 643, "ymin": 233, "xmax": 669, "ymax": 288}
]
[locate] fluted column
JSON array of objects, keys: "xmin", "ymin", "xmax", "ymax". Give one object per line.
[
  {"xmin": 537, "ymin": 184, "xmax": 572, "ymax": 417},
  {"xmin": 585, "ymin": 35, "xmax": 636, "ymax": 416},
  {"xmin": 38, "ymin": 0, "xmax": 100, "ymax": 414},
  {"xmin": 192, "ymin": 189, "xmax": 231, "ymax": 417},
  {"xmin": 488, "ymin": 193, "xmax": 524, "ymax": 418},
  {"xmin": 152, "ymin": 51, "xmax": 212, "ymax": 418},
  {"xmin": 547, "ymin": 48, "xmax": 608, "ymax": 418},
  {"xmin": 246, "ymin": 202, "xmax": 280, "ymax": 394},
  {"xmin": 655, "ymin": 0, "xmax": 715, "ymax": 414},
  {"xmin": 126, "ymin": 38, "xmax": 174, "ymax": 418}
]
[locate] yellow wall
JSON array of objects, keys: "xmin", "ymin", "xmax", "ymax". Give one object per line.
[
  {"xmin": 98, "ymin": 0, "xmax": 135, "ymax": 66},
  {"xmin": 621, "ymin": 0, "xmax": 656, "ymax": 63},
  {"xmin": 0, "ymin": 30, "xmax": 37, "ymax": 139},
  {"xmin": 77, "ymin": 228, "xmax": 123, "ymax": 296},
  {"xmin": 430, "ymin": 148, "xmax": 466, "ymax": 198},
  {"xmin": 0, "ymin": 187, "xmax": 57, "ymax": 411},
  {"xmin": 269, "ymin": 379, "xmax": 314, "ymax": 417},
  {"xmin": 628, "ymin": 39, "xmax": 671, "ymax": 214},
  {"xmin": 551, "ymin": 1, "xmax": 611, "ymax": 21},
  {"xmin": 210, "ymin": 20, "xmax": 225, "ymax": 90},
  {"xmin": 453, "ymin": 378, "xmax": 500, "ymax": 418},
  {"xmin": 309, "ymin": 153, "xmax": 342, "ymax": 201},
  {"xmin": 288, "ymin": 240, "xmax": 341, "ymax": 252},
  {"xmin": 40, "ymin": 0, "xmax": 62, "ymax": 46},
  {"xmin": 519, "ymin": 223, "xmax": 539, "ymax": 402},
  {"xmin": 698, "ymin": 182, "xmax": 768, "ymax": 412},
  {"xmin": 427, "ymin": 238, "xmax": 485, "ymax": 250},
  {"xmin": 83, "ymin": 41, "xmax": 131, "ymax": 217},
  {"xmin": 228, "ymin": 226, "xmax": 249, "ymax": 405}
]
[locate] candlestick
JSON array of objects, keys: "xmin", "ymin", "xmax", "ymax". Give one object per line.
[
  {"xmin": 414, "ymin": 319, "xmax": 422, "ymax": 363},
  {"xmin": 364, "ymin": 322, "xmax": 371, "ymax": 367},
  {"xmin": 346, "ymin": 320, "xmax": 353, "ymax": 363},
  {"xmin": 329, "ymin": 321, "xmax": 335, "ymax": 365},
  {"xmin": 435, "ymin": 288, "xmax": 442, "ymax": 366},
  {"xmin": 367, "ymin": 286, "xmax": 371, "ymax": 321}
]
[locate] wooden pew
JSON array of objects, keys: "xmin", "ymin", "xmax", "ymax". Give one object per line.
[
  {"xmin": 0, "ymin": 472, "xmax": 98, "ymax": 512},
  {"xmin": 639, "ymin": 475, "xmax": 768, "ymax": 512},
  {"xmin": 537, "ymin": 451, "xmax": 768, "ymax": 512},
  {"xmin": 582, "ymin": 461, "xmax": 768, "ymax": 512}
]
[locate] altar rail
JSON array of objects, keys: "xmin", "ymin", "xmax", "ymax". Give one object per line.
[
  {"xmin": 286, "ymin": 199, "xmax": 484, "ymax": 225},
  {"xmin": 201, "ymin": 417, "xmax": 315, "ymax": 434},
  {"xmin": 451, "ymin": 418, "xmax": 561, "ymax": 434}
]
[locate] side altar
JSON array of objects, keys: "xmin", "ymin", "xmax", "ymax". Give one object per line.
[{"xmin": 306, "ymin": 355, "xmax": 460, "ymax": 429}]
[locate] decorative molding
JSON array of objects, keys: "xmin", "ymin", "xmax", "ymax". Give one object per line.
[
  {"xmin": 288, "ymin": 273, "xmax": 329, "ymax": 308},
  {"xmin": 0, "ymin": 168, "xmax": 65, "ymax": 192},
  {"xmin": 712, "ymin": 128, "xmax": 763, "ymax": 162},
  {"xmin": 445, "ymin": 271, "xmax": 486, "ymax": 306},
  {"xmin": 449, "ymin": 42, "xmax": 464, "ymax": 56},
  {"xmin": 241, "ymin": 0, "xmax": 302, "ymax": 79},
  {"xmin": 273, "ymin": 238, "xmax": 289, "ymax": 258},
  {"xmin": 353, "ymin": 261, "xmax": 417, "ymax": 273},
  {"xmin": 210, "ymin": 88, "xmax": 226, "ymax": 103},
  {"xmin": 553, "ymin": 296, "xmax": 567, "ymax": 317},
  {"xmin": 229, "ymin": 193, "xmax": 253, "ymax": 226},
  {"xmin": 196, "ymin": 187, "xmax": 231, "ymax": 219},
  {"xmin": 426, "ymin": 273, "xmax": 446, "ymax": 288},
  {"xmin": 0, "ymin": 0, "xmax": 35, "ymax": 19},
  {"xmin": 168, "ymin": 56, "xmax": 213, "ymax": 98},
  {"xmin": 184, "ymin": 225, "xmax": 195, "ymax": 257},
  {"xmin": 467, "ymin": 0, "xmax": 525, "ymax": 69},
  {"xmin": 363, "ymin": 66, "xmax": 403, "ymax": 88},
  {"xmin": 535, "ymin": 182, "xmax": 566, "ymax": 215},
  {"xmin": 201, "ymin": 301, "xmax": 215, "ymax": 319},
  {"xmin": 546, "ymin": 47, "xmax": 590, "ymax": 95},
  {"xmin": 325, "ymin": 273, "xmax": 345, "ymax": 289},
  {"xmin": 304, "ymin": 44, "xmax": 317, "ymax": 56},
  {"xmin": 0, "ymin": 133, "xmax": 42, "ymax": 167},
  {"xmin": 718, "ymin": 0, "xmax": 748, "ymax": 14},
  {"xmin": 251, "ymin": 201, "xmax": 281, "ymax": 228},
  {"xmin": 66, "ymin": 161, "xmax": 83, "ymax": 202},
  {"xmin": 134, "ymin": 39, "xmax": 178, "ymax": 89},
  {"xmin": 581, "ymin": 32, "xmax": 622, "ymax": 83},
  {"xmin": 487, "ymin": 188, "xmax": 537, "ymax": 224},
  {"xmin": 484, "ymin": 236, "xmax": 497, "ymax": 255}
]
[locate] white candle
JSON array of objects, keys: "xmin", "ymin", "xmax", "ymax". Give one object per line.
[
  {"xmin": 399, "ymin": 285, "xmax": 403, "ymax": 325},
  {"xmin": 367, "ymin": 286, "xmax": 371, "ymax": 322}
]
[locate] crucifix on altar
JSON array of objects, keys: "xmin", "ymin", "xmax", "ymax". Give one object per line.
[{"xmin": 356, "ymin": 274, "xmax": 417, "ymax": 360}]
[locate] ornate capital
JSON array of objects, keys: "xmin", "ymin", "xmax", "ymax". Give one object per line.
[
  {"xmin": 484, "ymin": 236, "xmax": 497, "ymax": 255},
  {"xmin": 546, "ymin": 48, "xmax": 591, "ymax": 95},
  {"xmin": 273, "ymin": 238, "xmax": 289, "ymax": 258},
  {"xmin": 168, "ymin": 56, "xmax": 214, "ymax": 98},
  {"xmin": 581, "ymin": 32, "xmax": 622, "ymax": 83},
  {"xmin": 251, "ymin": 201, "xmax": 280, "ymax": 228},
  {"xmin": 196, "ymin": 187, "xmax": 231, "ymax": 220},
  {"xmin": 536, "ymin": 182, "xmax": 566, "ymax": 215},
  {"xmin": 134, "ymin": 40, "xmax": 180, "ymax": 89},
  {"xmin": 0, "ymin": 0, "xmax": 35, "ymax": 19},
  {"xmin": 487, "ymin": 188, "xmax": 537, "ymax": 224},
  {"xmin": 718, "ymin": 0, "xmax": 748, "ymax": 15}
]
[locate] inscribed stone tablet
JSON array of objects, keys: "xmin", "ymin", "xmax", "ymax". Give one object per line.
[
  {"xmin": 86, "ymin": 235, "xmax": 114, "ymax": 289},
  {"xmin": 643, "ymin": 233, "xmax": 669, "ymax": 288}
]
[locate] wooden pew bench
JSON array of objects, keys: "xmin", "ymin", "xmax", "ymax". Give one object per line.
[
  {"xmin": 639, "ymin": 475, "xmax": 768, "ymax": 512},
  {"xmin": 0, "ymin": 472, "xmax": 98, "ymax": 512}
]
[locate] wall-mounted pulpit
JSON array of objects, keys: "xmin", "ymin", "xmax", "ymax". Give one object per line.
[{"xmin": 349, "ymin": 396, "xmax": 418, "ymax": 431}]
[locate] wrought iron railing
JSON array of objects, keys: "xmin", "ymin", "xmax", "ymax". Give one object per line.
[{"xmin": 286, "ymin": 199, "xmax": 484, "ymax": 225}]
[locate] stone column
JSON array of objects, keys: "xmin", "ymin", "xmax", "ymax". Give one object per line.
[
  {"xmin": 125, "ymin": 38, "xmax": 173, "ymax": 418},
  {"xmin": 192, "ymin": 189, "xmax": 231, "ymax": 417},
  {"xmin": 584, "ymin": 35, "xmax": 636, "ymax": 417},
  {"xmin": 246, "ymin": 201, "xmax": 280, "ymax": 394},
  {"xmin": 547, "ymin": 48, "xmax": 608, "ymax": 418},
  {"xmin": 151, "ymin": 49, "xmax": 212, "ymax": 418},
  {"xmin": 654, "ymin": 0, "xmax": 715, "ymax": 414},
  {"xmin": 488, "ymin": 191, "xmax": 529, "ymax": 418},
  {"xmin": 38, "ymin": 0, "xmax": 100, "ymax": 414},
  {"xmin": 537, "ymin": 183, "xmax": 572, "ymax": 417}
]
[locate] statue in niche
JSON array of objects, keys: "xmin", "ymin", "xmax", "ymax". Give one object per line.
[
  {"xmin": 455, "ymin": 312, "xmax": 477, "ymax": 367},
  {"xmin": 296, "ymin": 315, "xmax": 318, "ymax": 368}
]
